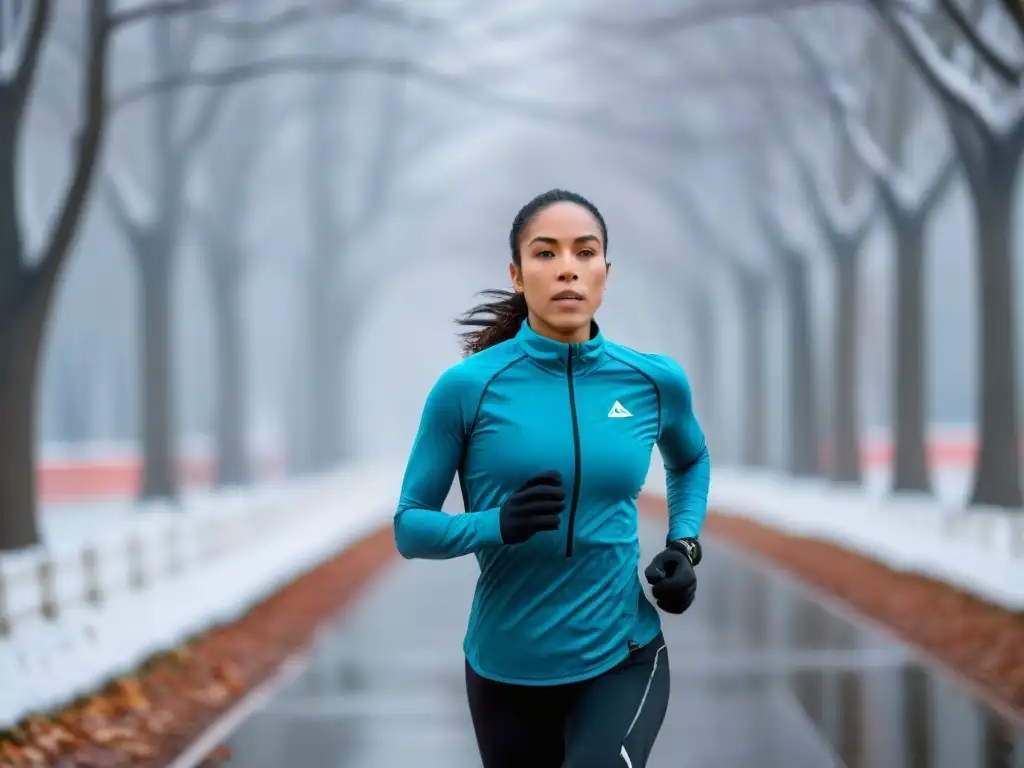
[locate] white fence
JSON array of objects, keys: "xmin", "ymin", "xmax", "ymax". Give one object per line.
[{"xmin": 0, "ymin": 463, "xmax": 401, "ymax": 729}]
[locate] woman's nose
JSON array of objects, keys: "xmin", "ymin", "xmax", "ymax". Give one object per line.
[{"xmin": 556, "ymin": 254, "xmax": 578, "ymax": 281}]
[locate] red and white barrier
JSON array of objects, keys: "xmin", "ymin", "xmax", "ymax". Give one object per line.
[{"xmin": 36, "ymin": 441, "xmax": 286, "ymax": 503}]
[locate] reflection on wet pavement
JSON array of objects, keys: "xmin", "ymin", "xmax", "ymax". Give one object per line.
[{"xmin": 224, "ymin": 521, "xmax": 1024, "ymax": 767}]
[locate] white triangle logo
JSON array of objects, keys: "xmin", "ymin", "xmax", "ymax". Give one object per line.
[{"xmin": 608, "ymin": 400, "xmax": 632, "ymax": 418}]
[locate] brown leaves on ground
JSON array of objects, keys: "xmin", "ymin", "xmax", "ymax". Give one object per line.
[
  {"xmin": 637, "ymin": 495, "xmax": 1024, "ymax": 718},
  {"xmin": 0, "ymin": 526, "xmax": 397, "ymax": 767}
]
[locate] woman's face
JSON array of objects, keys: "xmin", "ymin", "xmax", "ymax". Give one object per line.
[{"xmin": 511, "ymin": 202, "xmax": 610, "ymax": 343}]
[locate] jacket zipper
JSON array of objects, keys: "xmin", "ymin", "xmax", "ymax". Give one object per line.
[{"xmin": 565, "ymin": 344, "xmax": 582, "ymax": 558}]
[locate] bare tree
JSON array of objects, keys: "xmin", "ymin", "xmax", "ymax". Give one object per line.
[
  {"xmin": 782, "ymin": 20, "xmax": 960, "ymax": 494},
  {"xmin": 102, "ymin": 10, "xmax": 257, "ymax": 502},
  {"xmin": 761, "ymin": 89, "xmax": 877, "ymax": 484},
  {"xmin": 0, "ymin": 1, "xmax": 108, "ymax": 550},
  {"xmin": 0, "ymin": 0, "xmax": 775, "ymax": 548},
  {"xmin": 875, "ymin": 1, "xmax": 1024, "ymax": 507},
  {"xmin": 188, "ymin": 81, "xmax": 272, "ymax": 486},
  {"xmin": 755, "ymin": 191, "xmax": 821, "ymax": 477}
]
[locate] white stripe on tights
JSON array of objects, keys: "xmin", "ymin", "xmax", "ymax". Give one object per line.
[{"xmin": 620, "ymin": 643, "xmax": 666, "ymax": 766}]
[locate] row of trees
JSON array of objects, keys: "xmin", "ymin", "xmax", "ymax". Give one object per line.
[
  {"xmin": 4, "ymin": 0, "xmax": 749, "ymax": 551},
  {"xmin": 2, "ymin": 0, "xmax": 1021, "ymax": 551},
  {"xmin": 638, "ymin": 0, "xmax": 1023, "ymax": 509},
  {"xmin": 0, "ymin": 0, "xmax": 503, "ymax": 550}
]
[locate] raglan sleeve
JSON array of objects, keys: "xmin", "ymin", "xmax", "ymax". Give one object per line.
[
  {"xmin": 393, "ymin": 365, "xmax": 505, "ymax": 559},
  {"xmin": 653, "ymin": 355, "xmax": 711, "ymax": 542}
]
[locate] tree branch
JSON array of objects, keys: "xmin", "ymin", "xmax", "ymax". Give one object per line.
[
  {"xmin": 175, "ymin": 74, "xmax": 230, "ymax": 154},
  {"xmin": 9, "ymin": 0, "xmax": 51, "ymax": 114},
  {"xmin": 938, "ymin": 0, "xmax": 1022, "ymax": 83},
  {"xmin": 108, "ymin": 54, "xmax": 774, "ymax": 148},
  {"xmin": 102, "ymin": 172, "xmax": 148, "ymax": 246},
  {"xmin": 919, "ymin": 147, "xmax": 959, "ymax": 211},
  {"xmin": 30, "ymin": 0, "xmax": 109, "ymax": 297},
  {"xmin": 576, "ymin": 0, "xmax": 912, "ymax": 36},
  {"xmin": 998, "ymin": 0, "xmax": 1024, "ymax": 43},
  {"xmin": 193, "ymin": 0, "xmax": 440, "ymax": 39},
  {"xmin": 107, "ymin": 0, "xmax": 224, "ymax": 30},
  {"xmin": 779, "ymin": 21, "xmax": 916, "ymax": 211},
  {"xmin": 881, "ymin": 4, "xmax": 1003, "ymax": 132}
]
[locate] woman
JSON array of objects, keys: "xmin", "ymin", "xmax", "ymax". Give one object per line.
[{"xmin": 394, "ymin": 188, "xmax": 710, "ymax": 768}]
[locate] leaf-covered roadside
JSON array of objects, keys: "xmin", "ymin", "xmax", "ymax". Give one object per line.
[{"xmin": 0, "ymin": 526, "xmax": 397, "ymax": 767}]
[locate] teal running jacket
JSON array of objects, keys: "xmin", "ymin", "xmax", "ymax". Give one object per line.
[{"xmin": 394, "ymin": 318, "xmax": 710, "ymax": 686}]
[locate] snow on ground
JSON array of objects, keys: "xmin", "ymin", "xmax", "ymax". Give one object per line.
[
  {"xmin": 644, "ymin": 457, "xmax": 1024, "ymax": 612},
  {"xmin": 0, "ymin": 462, "xmax": 404, "ymax": 729}
]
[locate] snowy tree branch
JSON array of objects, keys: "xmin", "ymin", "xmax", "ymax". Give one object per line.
[
  {"xmin": 938, "ymin": 0, "xmax": 1022, "ymax": 83},
  {"xmin": 997, "ymin": 0, "xmax": 1024, "ymax": 45},
  {"xmin": 919, "ymin": 148, "xmax": 959, "ymax": 211},
  {"xmin": 780, "ymin": 22, "xmax": 917, "ymax": 210},
  {"xmin": 102, "ymin": 173, "xmax": 148, "ymax": 245},
  {"xmin": 884, "ymin": 7, "xmax": 1003, "ymax": 131}
]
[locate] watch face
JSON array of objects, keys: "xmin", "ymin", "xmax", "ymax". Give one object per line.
[{"xmin": 672, "ymin": 539, "xmax": 700, "ymax": 565}]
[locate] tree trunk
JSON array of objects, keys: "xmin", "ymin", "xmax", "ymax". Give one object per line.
[
  {"xmin": 738, "ymin": 276, "xmax": 767, "ymax": 467},
  {"xmin": 0, "ymin": 300, "xmax": 47, "ymax": 550},
  {"xmin": 831, "ymin": 249, "xmax": 862, "ymax": 483},
  {"xmin": 783, "ymin": 258, "xmax": 819, "ymax": 476},
  {"xmin": 213, "ymin": 282, "xmax": 247, "ymax": 486},
  {"xmin": 305, "ymin": 269, "xmax": 340, "ymax": 472},
  {"xmin": 891, "ymin": 218, "xmax": 932, "ymax": 493},
  {"xmin": 331, "ymin": 300, "xmax": 363, "ymax": 464},
  {"xmin": 138, "ymin": 252, "xmax": 177, "ymax": 501},
  {"xmin": 687, "ymin": 289, "xmax": 719, "ymax": 456},
  {"xmin": 969, "ymin": 160, "xmax": 1022, "ymax": 508}
]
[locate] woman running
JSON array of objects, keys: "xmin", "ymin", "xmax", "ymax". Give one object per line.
[{"xmin": 393, "ymin": 188, "xmax": 710, "ymax": 768}]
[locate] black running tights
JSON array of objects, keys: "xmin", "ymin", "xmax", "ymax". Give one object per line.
[{"xmin": 465, "ymin": 633, "xmax": 670, "ymax": 768}]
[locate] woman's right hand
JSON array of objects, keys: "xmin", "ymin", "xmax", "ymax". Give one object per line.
[{"xmin": 499, "ymin": 470, "xmax": 566, "ymax": 544}]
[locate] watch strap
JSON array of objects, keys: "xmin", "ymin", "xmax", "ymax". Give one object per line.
[{"xmin": 667, "ymin": 537, "xmax": 702, "ymax": 566}]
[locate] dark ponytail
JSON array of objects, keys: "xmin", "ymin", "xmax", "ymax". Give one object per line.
[
  {"xmin": 456, "ymin": 188, "xmax": 608, "ymax": 357},
  {"xmin": 457, "ymin": 289, "xmax": 529, "ymax": 356}
]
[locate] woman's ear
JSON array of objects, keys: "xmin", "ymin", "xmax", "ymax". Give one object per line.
[{"xmin": 509, "ymin": 262, "xmax": 524, "ymax": 293}]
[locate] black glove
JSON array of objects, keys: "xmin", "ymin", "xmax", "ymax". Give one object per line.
[
  {"xmin": 644, "ymin": 543, "xmax": 697, "ymax": 614},
  {"xmin": 499, "ymin": 471, "xmax": 565, "ymax": 545}
]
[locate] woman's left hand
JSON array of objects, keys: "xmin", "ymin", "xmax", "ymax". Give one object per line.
[{"xmin": 644, "ymin": 547, "xmax": 697, "ymax": 614}]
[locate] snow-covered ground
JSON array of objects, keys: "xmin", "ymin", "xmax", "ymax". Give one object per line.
[
  {"xmin": 644, "ymin": 460, "xmax": 1024, "ymax": 612},
  {"xmin": 0, "ymin": 462, "xmax": 403, "ymax": 729}
]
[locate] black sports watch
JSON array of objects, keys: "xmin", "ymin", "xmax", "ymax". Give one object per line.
[{"xmin": 667, "ymin": 537, "xmax": 702, "ymax": 567}]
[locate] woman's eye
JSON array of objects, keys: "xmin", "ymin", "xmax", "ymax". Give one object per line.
[
  {"xmin": 536, "ymin": 250, "xmax": 555, "ymax": 259},
  {"xmin": 578, "ymin": 249, "xmax": 595, "ymax": 258}
]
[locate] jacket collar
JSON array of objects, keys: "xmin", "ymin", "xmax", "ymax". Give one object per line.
[{"xmin": 515, "ymin": 317, "xmax": 606, "ymax": 375}]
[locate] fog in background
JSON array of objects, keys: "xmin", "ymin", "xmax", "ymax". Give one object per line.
[{"xmin": 8, "ymin": 0, "xmax": 1020, "ymax": 483}]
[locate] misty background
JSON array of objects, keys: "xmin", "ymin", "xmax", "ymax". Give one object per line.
[{"xmin": 6, "ymin": 0, "xmax": 1021, "ymax": 510}]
